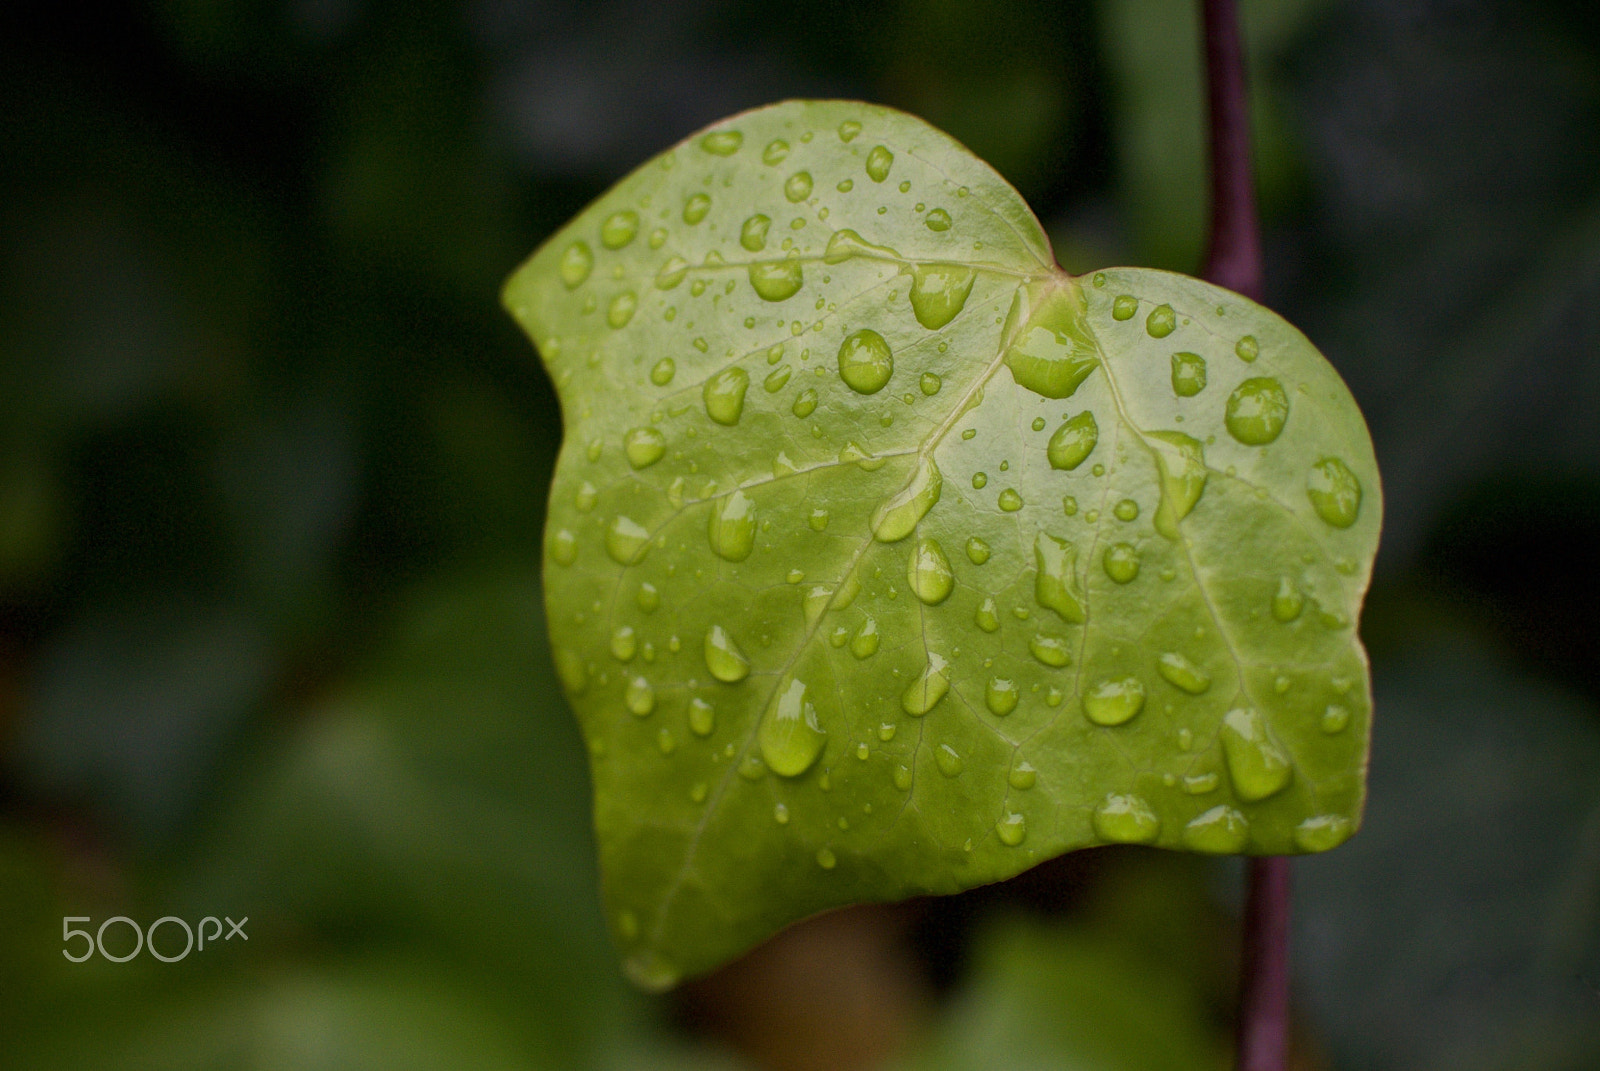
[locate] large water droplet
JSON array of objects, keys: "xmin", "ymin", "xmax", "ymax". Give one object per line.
[
  {"xmin": 601, "ymin": 210, "xmax": 639, "ymax": 249},
  {"xmin": 1293, "ymin": 815, "xmax": 1352, "ymax": 852},
  {"xmin": 1156, "ymin": 651, "xmax": 1210, "ymax": 694},
  {"xmin": 1271, "ymin": 576, "xmax": 1303, "ymax": 622},
  {"xmin": 784, "ymin": 171, "xmax": 813, "ymax": 203},
  {"xmin": 704, "ymin": 366, "xmax": 749, "ymax": 425},
  {"xmin": 749, "ymin": 260, "xmax": 804, "ymax": 302},
  {"xmin": 1083, "ymin": 677, "xmax": 1145, "ymax": 726},
  {"xmin": 560, "ymin": 241, "xmax": 593, "ymax": 288},
  {"xmin": 701, "ymin": 130, "xmax": 742, "ymax": 155},
  {"xmin": 1183, "ymin": 806, "xmax": 1249, "ymax": 853},
  {"xmin": 996, "ymin": 812, "xmax": 1026, "ymax": 846},
  {"xmin": 925, "ymin": 208, "xmax": 952, "ymax": 231},
  {"xmin": 865, "ymin": 145, "xmax": 894, "ymax": 183},
  {"xmin": 1092, "ymin": 794, "xmax": 1160, "ymax": 843},
  {"xmin": 1145, "ymin": 304, "xmax": 1176, "ymax": 338},
  {"xmin": 1220, "ymin": 707, "xmax": 1294, "ymax": 801},
  {"xmin": 850, "ymin": 616, "xmax": 880, "ymax": 659},
  {"xmin": 823, "ymin": 229, "xmax": 899, "ymax": 264},
  {"xmin": 975, "ymin": 597, "xmax": 1000, "ymax": 632},
  {"xmin": 901, "ymin": 653, "xmax": 950, "ymax": 715},
  {"xmin": 707, "ymin": 489, "xmax": 757, "ymax": 561},
  {"xmin": 607, "ymin": 291, "xmax": 637, "ymax": 329},
  {"xmin": 650, "ymin": 357, "xmax": 675, "ymax": 385},
  {"xmin": 624, "ymin": 426, "xmax": 665, "ymax": 469},
  {"xmin": 1103, "ymin": 543, "xmax": 1140, "ymax": 584},
  {"xmin": 1307, "ymin": 458, "xmax": 1362, "ymax": 528},
  {"xmin": 1034, "ymin": 532, "xmax": 1086, "ymax": 623},
  {"xmin": 740, "ymin": 214, "xmax": 772, "ymax": 252},
  {"xmin": 934, "ymin": 743, "xmax": 963, "ymax": 776},
  {"xmin": 625, "ymin": 675, "xmax": 655, "ymax": 716},
  {"xmin": 704, "ymin": 625, "xmax": 750, "ymax": 682},
  {"xmin": 1004, "ymin": 284, "xmax": 1100, "ymax": 399},
  {"xmin": 1170, "ymin": 352, "xmax": 1207, "ymax": 396},
  {"xmin": 1148, "ymin": 431, "xmax": 1207, "ymax": 539},
  {"xmin": 909, "ymin": 265, "xmax": 975, "ymax": 329},
  {"xmin": 1046, "ymin": 411, "xmax": 1098, "ymax": 470},
  {"xmin": 871, "ymin": 456, "xmax": 942, "ymax": 542},
  {"xmin": 907, "ymin": 538, "xmax": 955, "ymax": 605},
  {"xmin": 837, "ymin": 329, "xmax": 894, "ymax": 393},
  {"xmin": 1029, "ymin": 634, "xmax": 1071, "ymax": 667},
  {"xmin": 759, "ymin": 678, "xmax": 827, "ymax": 776},
  {"xmin": 549, "ymin": 528, "xmax": 577, "ymax": 566},
  {"xmin": 985, "ymin": 677, "xmax": 1019, "ymax": 716},
  {"xmin": 605, "ymin": 515, "xmax": 651, "ymax": 565},
  {"xmin": 1225, "ymin": 377, "xmax": 1289, "ymax": 445},
  {"xmin": 683, "ymin": 193, "xmax": 711, "ymax": 224}
]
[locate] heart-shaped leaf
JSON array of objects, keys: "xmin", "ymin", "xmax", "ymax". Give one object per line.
[{"xmin": 503, "ymin": 100, "xmax": 1381, "ymax": 989}]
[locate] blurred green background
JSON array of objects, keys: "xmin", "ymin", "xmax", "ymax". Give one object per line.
[{"xmin": 3, "ymin": 0, "xmax": 1599, "ymax": 1068}]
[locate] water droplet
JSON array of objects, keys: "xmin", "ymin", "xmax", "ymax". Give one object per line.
[
  {"xmin": 707, "ymin": 489, "xmax": 756, "ymax": 561},
  {"xmin": 650, "ymin": 357, "xmax": 676, "ymax": 385},
  {"xmin": 575, "ymin": 481, "xmax": 599, "ymax": 511},
  {"xmin": 971, "ymin": 472, "xmax": 987, "ymax": 489},
  {"xmin": 902, "ymin": 653, "xmax": 950, "ymax": 716},
  {"xmin": 909, "ymin": 264, "xmax": 974, "ymax": 329},
  {"xmin": 1108, "ymin": 500, "xmax": 1137, "ymax": 525},
  {"xmin": 996, "ymin": 812, "xmax": 1026, "ymax": 846},
  {"xmin": 759, "ymin": 678, "xmax": 827, "ymax": 776},
  {"xmin": 1093, "ymin": 794, "xmax": 1160, "ymax": 843},
  {"xmin": 934, "ymin": 743, "xmax": 963, "ymax": 776},
  {"xmin": 748, "ymin": 259, "xmax": 804, "ymax": 302},
  {"xmin": 1271, "ymin": 576, "xmax": 1303, "ymax": 622},
  {"xmin": 1083, "ymin": 677, "xmax": 1145, "ymax": 726},
  {"xmin": 878, "ymin": 723, "xmax": 896, "ymax": 742},
  {"xmin": 925, "ymin": 208, "xmax": 952, "ymax": 231},
  {"xmin": 1235, "ymin": 335, "xmax": 1259, "ymax": 361},
  {"xmin": 772, "ymin": 802, "xmax": 789, "ymax": 824},
  {"xmin": 601, "ymin": 210, "xmax": 639, "ymax": 249},
  {"xmin": 549, "ymin": 528, "xmax": 577, "ymax": 566},
  {"xmin": 1307, "ymin": 458, "xmax": 1362, "ymax": 528},
  {"xmin": 1220, "ymin": 707, "xmax": 1294, "ymax": 801},
  {"xmin": 1004, "ymin": 286, "xmax": 1100, "ymax": 399},
  {"xmin": 805, "ymin": 508, "xmax": 830, "ymax": 532},
  {"xmin": 1111, "ymin": 294, "xmax": 1138, "ymax": 320},
  {"xmin": 871, "ymin": 456, "xmax": 943, "ymax": 542},
  {"xmin": 1321, "ymin": 704, "xmax": 1350, "ymax": 734},
  {"xmin": 605, "ymin": 515, "xmax": 650, "ymax": 565},
  {"xmin": 682, "ymin": 193, "xmax": 711, "ymax": 225},
  {"xmin": 679, "ymin": 697, "xmax": 712, "ymax": 737},
  {"xmin": 836, "ymin": 329, "xmax": 894, "ymax": 394},
  {"xmin": 838, "ymin": 119, "xmax": 862, "ymax": 142},
  {"xmin": 625, "ymin": 675, "xmax": 655, "ymax": 716},
  {"xmin": 1034, "ymin": 532, "xmax": 1086, "ymax": 623},
  {"xmin": 893, "ymin": 764, "xmax": 913, "ymax": 790},
  {"xmin": 965, "ymin": 537, "xmax": 990, "ymax": 565},
  {"xmin": 701, "ymin": 130, "xmax": 742, "ymax": 155},
  {"xmin": 985, "ymin": 677, "xmax": 1019, "ymax": 716},
  {"xmin": 623, "ymin": 426, "xmax": 666, "ymax": 469},
  {"xmin": 649, "ymin": 228, "xmax": 667, "ymax": 249},
  {"xmin": 738, "ymin": 754, "xmax": 766, "ymax": 780},
  {"xmin": 975, "ymin": 597, "xmax": 1000, "ymax": 632},
  {"xmin": 913, "ymin": 374, "xmax": 941, "ymax": 400},
  {"xmin": 624, "ymin": 950, "xmax": 680, "ymax": 992},
  {"xmin": 1145, "ymin": 304, "xmax": 1176, "ymax": 338},
  {"xmin": 830, "ymin": 573, "xmax": 861, "ymax": 610},
  {"xmin": 1030, "ymin": 634, "xmax": 1071, "ymax": 667},
  {"xmin": 1008, "ymin": 762, "xmax": 1037, "ymax": 790},
  {"xmin": 1294, "ymin": 815, "xmax": 1352, "ymax": 852},
  {"xmin": 763, "ymin": 139, "xmax": 790, "ymax": 165},
  {"xmin": 865, "ymin": 145, "xmax": 894, "ymax": 182},
  {"xmin": 1156, "ymin": 651, "xmax": 1210, "ymax": 694},
  {"xmin": 1183, "ymin": 806, "xmax": 1249, "ymax": 853},
  {"xmin": 654, "ymin": 256, "xmax": 689, "ymax": 290},
  {"xmin": 793, "ymin": 388, "xmax": 818, "ymax": 418},
  {"xmin": 1170, "ymin": 352, "xmax": 1207, "ymax": 396},
  {"xmin": 703, "ymin": 366, "xmax": 749, "ymax": 425},
  {"xmin": 907, "ymin": 538, "xmax": 955, "ymax": 605},
  {"xmin": 762, "ymin": 364, "xmax": 793, "ymax": 394},
  {"xmin": 816, "ymin": 847, "xmax": 837, "ymax": 869},
  {"xmin": 738, "ymin": 213, "xmax": 772, "ymax": 253},
  {"xmin": 657, "ymin": 727, "xmax": 677, "ymax": 755},
  {"xmin": 607, "ymin": 291, "xmax": 637, "ymax": 329},
  {"xmin": 998, "ymin": 488, "xmax": 1023, "ymax": 512},
  {"xmin": 1148, "ymin": 431, "xmax": 1207, "ymax": 539},
  {"xmin": 560, "ymin": 241, "xmax": 593, "ymax": 288},
  {"xmin": 1180, "ymin": 772, "xmax": 1218, "ymax": 794},
  {"xmin": 1102, "ymin": 542, "xmax": 1140, "ymax": 584},
  {"xmin": 610, "ymin": 626, "xmax": 637, "ymax": 662},
  {"xmin": 784, "ymin": 171, "xmax": 813, "ymax": 202},
  {"xmin": 703, "ymin": 625, "xmax": 750, "ymax": 682},
  {"xmin": 1225, "ymin": 377, "xmax": 1290, "ymax": 445}
]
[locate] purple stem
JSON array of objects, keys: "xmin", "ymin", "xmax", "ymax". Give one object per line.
[{"xmin": 1196, "ymin": 1, "xmax": 1290, "ymax": 1069}]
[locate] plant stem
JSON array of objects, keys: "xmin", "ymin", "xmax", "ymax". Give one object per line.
[{"xmin": 1197, "ymin": 1, "xmax": 1289, "ymax": 1069}]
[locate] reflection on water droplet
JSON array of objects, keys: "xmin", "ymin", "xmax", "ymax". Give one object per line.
[
  {"xmin": 785, "ymin": 172, "xmax": 813, "ymax": 202},
  {"xmin": 1220, "ymin": 707, "xmax": 1293, "ymax": 801},
  {"xmin": 1170, "ymin": 352, "xmax": 1207, "ymax": 396},
  {"xmin": 549, "ymin": 528, "xmax": 577, "ymax": 566},
  {"xmin": 704, "ymin": 366, "xmax": 749, "ymax": 425},
  {"xmin": 935, "ymin": 743, "xmax": 963, "ymax": 777},
  {"xmin": 560, "ymin": 241, "xmax": 593, "ymax": 288},
  {"xmin": 650, "ymin": 357, "xmax": 675, "ymax": 385},
  {"xmin": 1083, "ymin": 677, "xmax": 1145, "ymax": 726},
  {"xmin": 605, "ymin": 515, "xmax": 651, "ymax": 565},
  {"xmin": 1103, "ymin": 543, "xmax": 1140, "ymax": 584},
  {"xmin": 919, "ymin": 372, "xmax": 942, "ymax": 397},
  {"xmin": 1321, "ymin": 704, "xmax": 1350, "ymax": 734},
  {"xmin": 837, "ymin": 329, "xmax": 894, "ymax": 393},
  {"xmin": 1146, "ymin": 304, "xmax": 1176, "ymax": 338},
  {"xmin": 871, "ymin": 456, "xmax": 942, "ymax": 542},
  {"xmin": 1093, "ymin": 794, "xmax": 1160, "ymax": 843},
  {"xmin": 704, "ymin": 625, "xmax": 750, "ymax": 682},
  {"xmin": 907, "ymin": 538, "xmax": 955, "ymax": 605},
  {"xmin": 1156, "ymin": 652, "xmax": 1210, "ymax": 694},
  {"xmin": 966, "ymin": 537, "xmax": 990, "ymax": 564},
  {"xmin": 985, "ymin": 677, "xmax": 1019, "ymax": 716},
  {"xmin": 1034, "ymin": 532, "xmax": 1086, "ymax": 623},
  {"xmin": 1307, "ymin": 458, "xmax": 1362, "ymax": 527},
  {"xmin": 1226, "ymin": 377, "xmax": 1289, "ymax": 444},
  {"xmin": 707, "ymin": 489, "xmax": 756, "ymax": 561},
  {"xmin": 624, "ymin": 426, "xmax": 666, "ymax": 468},
  {"xmin": 1294, "ymin": 815, "xmax": 1352, "ymax": 852},
  {"xmin": 1235, "ymin": 335, "xmax": 1259, "ymax": 361},
  {"xmin": 1183, "ymin": 806, "xmax": 1249, "ymax": 853},
  {"xmin": 975, "ymin": 597, "xmax": 1000, "ymax": 632},
  {"xmin": 909, "ymin": 264, "xmax": 974, "ymax": 329},
  {"xmin": 759, "ymin": 678, "xmax": 827, "ymax": 776},
  {"xmin": 1030, "ymin": 634, "xmax": 1071, "ymax": 667},
  {"xmin": 601, "ymin": 210, "xmax": 639, "ymax": 249},
  {"xmin": 1047, "ymin": 411, "xmax": 1098, "ymax": 470},
  {"xmin": 738, "ymin": 755, "xmax": 766, "ymax": 780},
  {"xmin": 972, "ymin": 472, "xmax": 987, "ymax": 489},
  {"xmin": 625, "ymin": 676, "xmax": 655, "ymax": 716}
]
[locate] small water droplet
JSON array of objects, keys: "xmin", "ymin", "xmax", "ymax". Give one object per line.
[
  {"xmin": 623, "ymin": 426, "xmax": 666, "ymax": 469},
  {"xmin": 784, "ymin": 171, "xmax": 813, "ymax": 202},
  {"xmin": 737, "ymin": 213, "xmax": 773, "ymax": 253},
  {"xmin": 1046, "ymin": 411, "xmax": 1098, "ymax": 470},
  {"xmin": 792, "ymin": 388, "xmax": 818, "ymax": 418},
  {"xmin": 1062, "ymin": 496, "xmax": 1078, "ymax": 516},
  {"xmin": 1093, "ymin": 793, "xmax": 1160, "ymax": 843},
  {"xmin": 1182, "ymin": 772, "xmax": 1219, "ymax": 794},
  {"xmin": 1102, "ymin": 542, "xmax": 1140, "ymax": 584},
  {"xmin": 1170, "ymin": 352, "xmax": 1207, "ymax": 396},
  {"xmin": 864, "ymin": 145, "xmax": 894, "ymax": 182},
  {"xmin": 763, "ymin": 139, "xmax": 790, "ymax": 165},
  {"xmin": 1083, "ymin": 676, "xmax": 1145, "ymax": 726},
  {"xmin": 1156, "ymin": 651, "xmax": 1210, "ymax": 694},
  {"xmin": 1270, "ymin": 576, "xmax": 1303, "ymax": 622},
  {"xmin": 1235, "ymin": 335, "xmax": 1259, "ymax": 361},
  {"xmin": 707, "ymin": 489, "xmax": 756, "ymax": 561},
  {"xmin": 1110, "ymin": 294, "xmax": 1140, "ymax": 321},
  {"xmin": 657, "ymin": 727, "xmax": 677, "ymax": 755},
  {"xmin": 1307, "ymin": 458, "xmax": 1362, "ymax": 527},
  {"xmin": 870, "ymin": 456, "xmax": 943, "ymax": 542},
  {"xmin": 1029, "ymin": 634, "xmax": 1071, "ymax": 667},
  {"xmin": 703, "ymin": 625, "xmax": 751, "ymax": 682},
  {"xmin": 738, "ymin": 754, "xmax": 766, "ymax": 780},
  {"xmin": 772, "ymin": 802, "xmax": 789, "ymax": 825},
  {"xmin": 816, "ymin": 847, "xmax": 837, "ymax": 869},
  {"xmin": 998, "ymin": 488, "xmax": 1023, "ymax": 511},
  {"xmin": 601, "ymin": 210, "xmax": 639, "ymax": 249},
  {"xmin": 1294, "ymin": 815, "xmax": 1352, "ymax": 852},
  {"xmin": 682, "ymin": 193, "xmax": 711, "ymax": 224},
  {"xmin": 605, "ymin": 515, "xmax": 651, "ymax": 565},
  {"xmin": 1008, "ymin": 762, "xmax": 1037, "ymax": 790},
  {"xmin": 549, "ymin": 528, "xmax": 577, "ymax": 566},
  {"xmin": 1145, "ymin": 304, "xmax": 1176, "ymax": 338},
  {"xmin": 1034, "ymin": 532, "xmax": 1086, "ymax": 623},
  {"xmin": 1183, "ymin": 806, "xmax": 1249, "ymax": 853},
  {"xmin": 985, "ymin": 677, "xmax": 1019, "ymax": 716},
  {"xmin": 560, "ymin": 241, "xmax": 593, "ymax": 288},
  {"xmin": 610, "ymin": 626, "xmax": 637, "ymax": 662},
  {"xmin": 924, "ymin": 208, "xmax": 952, "ymax": 231},
  {"xmin": 893, "ymin": 764, "xmax": 913, "ymax": 791},
  {"xmin": 701, "ymin": 129, "xmax": 742, "ymax": 155},
  {"xmin": 1220, "ymin": 707, "xmax": 1294, "ymax": 801},
  {"xmin": 759, "ymin": 678, "xmax": 827, "ymax": 776},
  {"xmin": 934, "ymin": 743, "xmax": 964, "ymax": 777},
  {"xmin": 975, "ymin": 597, "xmax": 1000, "ymax": 632},
  {"xmin": 971, "ymin": 472, "xmax": 987, "ymax": 489},
  {"xmin": 607, "ymin": 291, "xmax": 637, "ymax": 329},
  {"xmin": 1226, "ymin": 377, "xmax": 1290, "ymax": 445},
  {"xmin": 909, "ymin": 264, "xmax": 974, "ymax": 329},
  {"xmin": 655, "ymin": 256, "xmax": 689, "ymax": 290},
  {"xmin": 749, "ymin": 259, "xmax": 804, "ymax": 302},
  {"xmin": 902, "ymin": 654, "xmax": 952, "ymax": 716},
  {"xmin": 907, "ymin": 538, "xmax": 955, "ymax": 605},
  {"xmin": 965, "ymin": 536, "xmax": 991, "ymax": 565},
  {"xmin": 828, "ymin": 625, "xmax": 849, "ymax": 647},
  {"xmin": 649, "ymin": 357, "xmax": 676, "ymax": 386},
  {"xmin": 703, "ymin": 366, "xmax": 750, "ymax": 425},
  {"xmin": 996, "ymin": 812, "xmax": 1026, "ymax": 846},
  {"xmin": 837, "ymin": 119, "xmax": 862, "ymax": 142},
  {"xmin": 625, "ymin": 676, "xmax": 655, "ymax": 716},
  {"xmin": 850, "ymin": 616, "xmax": 880, "ymax": 659},
  {"xmin": 1321, "ymin": 704, "xmax": 1350, "ymax": 734}
]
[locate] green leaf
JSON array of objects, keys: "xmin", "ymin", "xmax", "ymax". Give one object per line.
[{"xmin": 503, "ymin": 100, "xmax": 1381, "ymax": 988}]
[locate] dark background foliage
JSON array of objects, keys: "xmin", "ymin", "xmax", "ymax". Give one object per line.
[{"xmin": 1, "ymin": 1, "xmax": 1597, "ymax": 1068}]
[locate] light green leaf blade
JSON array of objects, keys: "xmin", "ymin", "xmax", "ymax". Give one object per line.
[{"xmin": 503, "ymin": 100, "xmax": 1381, "ymax": 989}]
